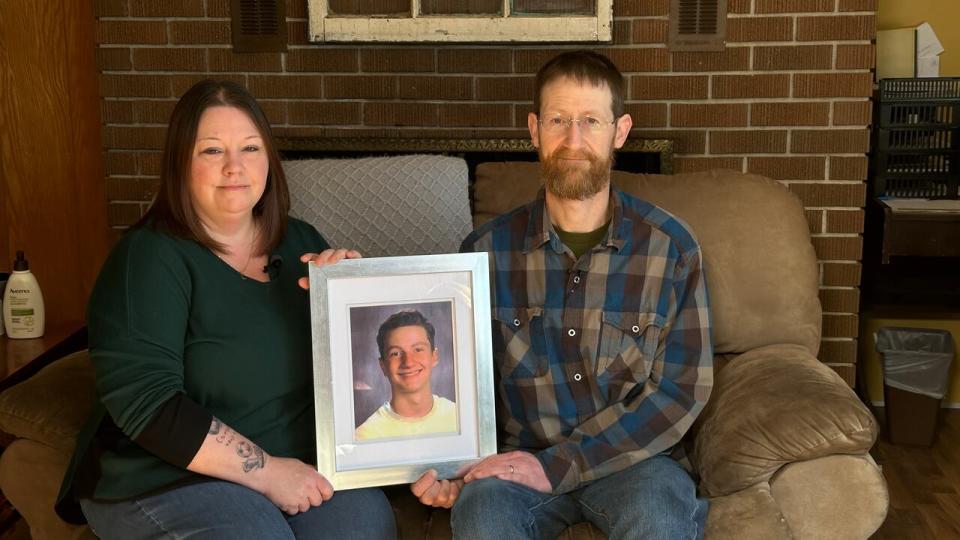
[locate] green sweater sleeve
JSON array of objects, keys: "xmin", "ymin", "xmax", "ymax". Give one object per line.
[{"xmin": 88, "ymin": 227, "xmax": 196, "ymax": 442}]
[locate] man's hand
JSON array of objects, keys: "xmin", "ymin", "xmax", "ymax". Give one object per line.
[
  {"xmin": 259, "ymin": 456, "xmax": 334, "ymax": 515},
  {"xmin": 463, "ymin": 451, "xmax": 552, "ymax": 493},
  {"xmin": 298, "ymin": 249, "xmax": 362, "ymax": 289},
  {"xmin": 411, "ymin": 469, "xmax": 465, "ymax": 508}
]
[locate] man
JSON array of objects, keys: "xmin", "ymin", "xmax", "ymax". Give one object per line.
[
  {"xmin": 355, "ymin": 310, "xmax": 458, "ymax": 441},
  {"xmin": 412, "ymin": 51, "xmax": 713, "ymax": 539}
]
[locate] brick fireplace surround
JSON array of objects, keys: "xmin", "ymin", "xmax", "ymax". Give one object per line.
[{"xmin": 94, "ymin": 0, "xmax": 876, "ymax": 382}]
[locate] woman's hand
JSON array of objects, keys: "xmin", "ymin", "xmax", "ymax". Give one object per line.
[
  {"xmin": 298, "ymin": 249, "xmax": 362, "ymax": 289},
  {"xmin": 189, "ymin": 419, "xmax": 332, "ymax": 515},
  {"xmin": 259, "ymin": 457, "xmax": 334, "ymax": 515}
]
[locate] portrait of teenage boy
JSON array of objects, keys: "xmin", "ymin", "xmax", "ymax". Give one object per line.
[
  {"xmin": 354, "ymin": 309, "xmax": 458, "ymax": 441},
  {"xmin": 412, "ymin": 50, "xmax": 714, "ymax": 539}
]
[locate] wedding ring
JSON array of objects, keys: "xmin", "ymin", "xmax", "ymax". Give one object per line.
[{"xmin": 509, "ymin": 464, "xmax": 515, "ymax": 474}]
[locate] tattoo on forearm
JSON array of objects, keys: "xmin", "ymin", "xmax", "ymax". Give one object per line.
[
  {"xmin": 237, "ymin": 441, "xmax": 266, "ymax": 473},
  {"xmin": 207, "ymin": 418, "xmax": 265, "ymax": 472},
  {"xmin": 216, "ymin": 429, "xmax": 236, "ymax": 446},
  {"xmin": 210, "ymin": 421, "xmax": 237, "ymax": 447}
]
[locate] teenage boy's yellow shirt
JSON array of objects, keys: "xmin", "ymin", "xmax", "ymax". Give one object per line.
[{"xmin": 355, "ymin": 395, "xmax": 458, "ymax": 441}]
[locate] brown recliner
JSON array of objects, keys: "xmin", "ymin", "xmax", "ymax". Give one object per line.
[
  {"xmin": 0, "ymin": 165, "xmax": 887, "ymax": 539},
  {"xmin": 474, "ymin": 164, "xmax": 888, "ymax": 539}
]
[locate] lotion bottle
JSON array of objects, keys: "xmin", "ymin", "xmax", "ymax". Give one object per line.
[
  {"xmin": 0, "ymin": 272, "xmax": 8, "ymax": 336},
  {"xmin": 3, "ymin": 251, "xmax": 45, "ymax": 339}
]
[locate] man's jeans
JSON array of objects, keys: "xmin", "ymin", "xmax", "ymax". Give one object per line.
[
  {"xmin": 451, "ymin": 455, "xmax": 708, "ymax": 540},
  {"xmin": 80, "ymin": 481, "xmax": 396, "ymax": 540}
]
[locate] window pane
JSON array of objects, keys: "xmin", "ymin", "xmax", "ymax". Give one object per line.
[
  {"xmin": 512, "ymin": 0, "xmax": 594, "ymax": 15},
  {"xmin": 328, "ymin": 0, "xmax": 410, "ymax": 16},
  {"xmin": 421, "ymin": 0, "xmax": 501, "ymax": 15}
]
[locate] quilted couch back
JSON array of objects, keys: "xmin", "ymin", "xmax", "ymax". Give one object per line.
[
  {"xmin": 283, "ymin": 154, "xmax": 473, "ymax": 258},
  {"xmin": 473, "ymin": 163, "xmax": 823, "ymax": 357}
]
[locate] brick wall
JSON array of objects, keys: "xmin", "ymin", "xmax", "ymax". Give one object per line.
[{"xmin": 95, "ymin": 0, "xmax": 876, "ymax": 381}]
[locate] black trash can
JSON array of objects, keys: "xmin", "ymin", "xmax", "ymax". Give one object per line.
[{"xmin": 875, "ymin": 327, "xmax": 955, "ymax": 446}]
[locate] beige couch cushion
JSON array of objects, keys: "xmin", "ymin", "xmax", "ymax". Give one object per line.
[
  {"xmin": 703, "ymin": 483, "xmax": 792, "ymax": 540},
  {"xmin": 0, "ymin": 350, "xmax": 96, "ymax": 450},
  {"xmin": 473, "ymin": 163, "xmax": 822, "ymax": 356}
]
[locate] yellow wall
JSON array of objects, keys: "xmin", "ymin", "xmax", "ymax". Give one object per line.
[
  {"xmin": 860, "ymin": 312, "xmax": 960, "ymax": 407},
  {"xmin": 878, "ymin": 0, "xmax": 960, "ymax": 76}
]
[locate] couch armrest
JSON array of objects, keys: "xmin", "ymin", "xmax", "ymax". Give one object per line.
[
  {"xmin": 0, "ymin": 350, "xmax": 96, "ymax": 450},
  {"xmin": 0, "ymin": 438, "xmax": 96, "ymax": 540},
  {"xmin": 770, "ymin": 454, "xmax": 888, "ymax": 539},
  {"xmin": 693, "ymin": 344, "xmax": 877, "ymax": 497}
]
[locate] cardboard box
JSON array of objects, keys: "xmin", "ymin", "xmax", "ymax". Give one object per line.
[{"xmin": 876, "ymin": 22, "xmax": 944, "ymax": 80}]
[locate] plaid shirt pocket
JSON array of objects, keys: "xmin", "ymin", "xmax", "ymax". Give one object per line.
[
  {"xmin": 596, "ymin": 311, "xmax": 660, "ymax": 400},
  {"xmin": 494, "ymin": 306, "xmax": 549, "ymax": 379}
]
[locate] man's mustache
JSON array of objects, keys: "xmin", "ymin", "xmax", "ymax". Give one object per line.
[{"xmin": 550, "ymin": 148, "xmax": 596, "ymax": 161}]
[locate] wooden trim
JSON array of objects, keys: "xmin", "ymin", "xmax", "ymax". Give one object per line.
[
  {"xmin": 308, "ymin": 0, "xmax": 612, "ymax": 42},
  {"xmin": 276, "ymin": 137, "xmax": 673, "ymax": 174},
  {"xmin": 0, "ymin": 322, "xmax": 86, "ymax": 393}
]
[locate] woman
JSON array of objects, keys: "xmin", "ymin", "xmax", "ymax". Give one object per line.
[{"xmin": 57, "ymin": 80, "xmax": 396, "ymax": 539}]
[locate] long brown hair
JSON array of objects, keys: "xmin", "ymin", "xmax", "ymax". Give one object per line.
[{"xmin": 140, "ymin": 79, "xmax": 289, "ymax": 255}]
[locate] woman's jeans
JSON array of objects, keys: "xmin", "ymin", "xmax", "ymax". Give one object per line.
[
  {"xmin": 451, "ymin": 455, "xmax": 708, "ymax": 540},
  {"xmin": 80, "ymin": 481, "xmax": 396, "ymax": 539}
]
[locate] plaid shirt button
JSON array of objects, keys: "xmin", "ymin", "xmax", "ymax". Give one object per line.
[
  {"xmin": 567, "ymin": 329, "xmax": 576, "ymax": 336},
  {"xmin": 513, "ymin": 318, "xmax": 521, "ymax": 326},
  {"xmin": 632, "ymin": 325, "xmax": 640, "ymax": 333},
  {"xmin": 573, "ymin": 275, "xmax": 581, "ymax": 284},
  {"xmin": 573, "ymin": 373, "xmax": 582, "ymax": 381}
]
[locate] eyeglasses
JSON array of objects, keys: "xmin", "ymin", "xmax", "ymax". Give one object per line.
[{"xmin": 538, "ymin": 114, "xmax": 616, "ymax": 135}]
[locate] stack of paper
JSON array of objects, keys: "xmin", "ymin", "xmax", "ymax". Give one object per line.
[
  {"xmin": 916, "ymin": 23, "xmax": 944, "ymax": 78},
  {"xmin": 880, "ymin": 198, "xmax": 960, "ymax": 214}
]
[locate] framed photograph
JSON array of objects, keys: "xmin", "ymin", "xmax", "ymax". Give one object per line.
[{"xmin": 308, "ymin": 252, "xmax": 496, "ymax": 490}]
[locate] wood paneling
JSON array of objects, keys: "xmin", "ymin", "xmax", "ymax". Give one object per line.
[{"xmin": 0, "ymin": 0, "xmax": 109, "ymax": 328}]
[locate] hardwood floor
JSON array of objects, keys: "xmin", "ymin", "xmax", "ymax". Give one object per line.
[{"xmin": 871, "ymin": 409, "xmax": 960, "ymax": 539}]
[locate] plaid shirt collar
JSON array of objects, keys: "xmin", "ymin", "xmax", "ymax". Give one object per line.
[{"xmin": 523, "ymin": 184, "xmax": 628, "ymax": 255}]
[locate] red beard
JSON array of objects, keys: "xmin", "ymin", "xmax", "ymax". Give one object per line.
[{"xmin": 540, "ymin": 146, "xmax": 613, "ymax": 200}]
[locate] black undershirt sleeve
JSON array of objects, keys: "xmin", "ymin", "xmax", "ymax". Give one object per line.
[{"xmin": 134, "ymin": 394, "xmax": 213, "ymax": 469}]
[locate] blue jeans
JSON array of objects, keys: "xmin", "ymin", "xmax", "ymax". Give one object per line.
[
  {"xmin": 80, "ymin": 481, "xmax": 396, "ymax": 539},
  {"xmin": 451, "ymin": 455, "xmax": 707, "ymax": 540}
]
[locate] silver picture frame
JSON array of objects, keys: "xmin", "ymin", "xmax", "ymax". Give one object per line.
[{"xmin": 309, "ymin": 252, "xmax": 496, "ymax": 490}]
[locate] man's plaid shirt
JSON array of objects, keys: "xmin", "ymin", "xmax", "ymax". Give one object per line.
[{"xmin": 461, "ymin": 186, "xmax": 713, "ymax": 494}]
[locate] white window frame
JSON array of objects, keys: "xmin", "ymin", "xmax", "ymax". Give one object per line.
[{"xmin": 307, "ymin": 0, "xmax": 612, "ymax": 43}]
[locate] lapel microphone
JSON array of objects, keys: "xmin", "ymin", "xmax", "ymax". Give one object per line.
[{"xmin": 263, "ymin": 254, "xmax": 283, "ymax": 278}]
